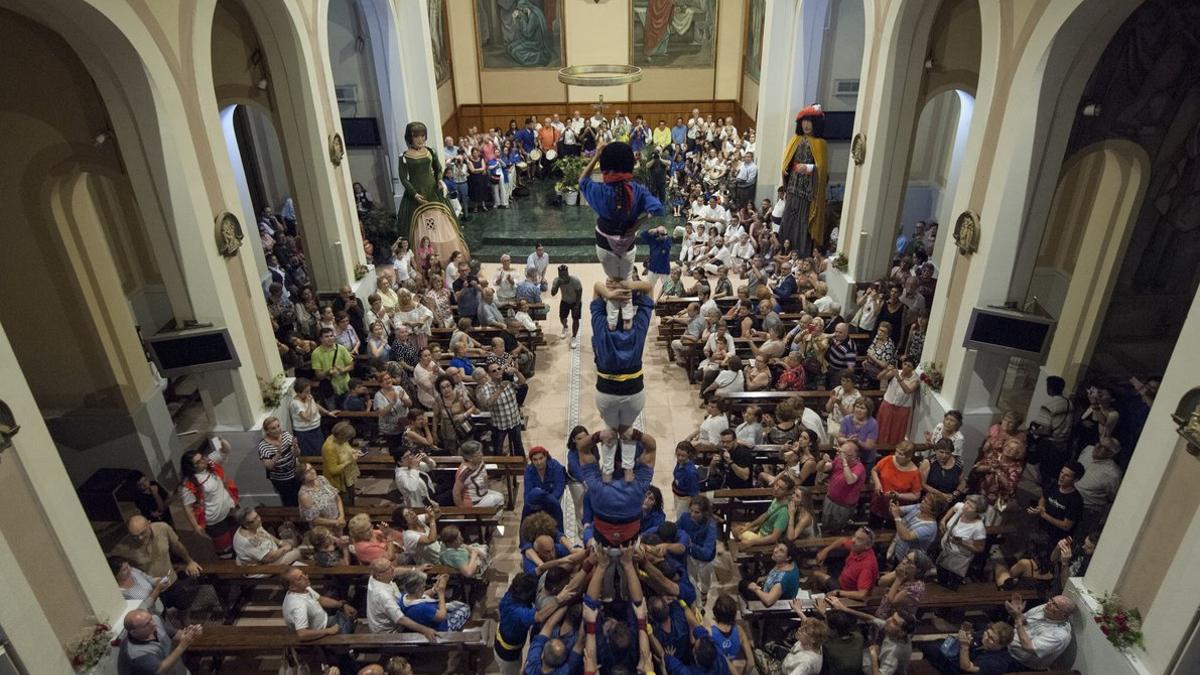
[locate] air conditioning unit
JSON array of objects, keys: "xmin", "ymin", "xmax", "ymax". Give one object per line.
[
  {"xmin": 335, "ymin": 85, "xmax": 358, "ymax": 105},
  {"xmin": 833, "ymin": 79, "xmax": 859, "ymax": 97}
]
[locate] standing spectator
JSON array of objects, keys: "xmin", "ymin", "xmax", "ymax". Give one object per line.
[
  {"xmin": 869, "ymin": 441, "xmax": 923, "ymax": 525},
  {"xmin": 478, "ymin": 361, "xmax": 526, "ymax": 457},
  {"xmin": 311, "ymin": 327, "xmax": 353, "ymax": 407},
  {"xmin": 925, "ymin": 409, "xmax": 966, "ymax": 458},
  {"xmin": 1005, "ymin": 594, "xmax": 1076, "ymax": 671},
  {"xmin": 826, "ymin": 370, "xmax": 864, "ymax": 438},
  {"xmin": 374, "ymin": 370, "xmax": 412, "ymax": 451},
  {"xmin": 515, "ymin": 267, "xmax": 543, "ymax": 305},
  {"xmin": 258, "ymin": 416, "xmax": 302, "ymax": 506},
  {"xmin": 289, "ymin": 378, "xmax": 333, "ymax": 456},
  {"xmin": 297, "ymin": 463, "xmax": 345, "ymax": 531},
  {"xmin": 118, "ymin": 610, "xmax": 201, "ymax": 675},
  {"xmin": 836, "ymin": 399, "xmax": 880, "ymax": 470},
  {"xmin": 1028, "ymin": 376, "xmax": 1073, "ymax": 490},
  {"xmin": 321, "ymin": 421, "xmax": 362, "ymax": 506},
  {"xmin": 526, "ymin": 243, "xmax": 550, "ymax": 289},
  {"xmin": 888, "ymin": 492, "xmax": 946, "ymax": 564},
  {"xmin": 876, "ymin": 357, "xmax": 920, "ymax": 445},
  {"xmin": 821, "ymin": 443, "xmax": 867, "ymax": 535},
  {"xmin": 671, "ymin": 441, "xmax": 700, "ymax": 517},
  {"xmin": 936, "ymin": 494, "xmax": 988, "ymax": 588},
  {"xmin": 179, "ymin": 448, "xmax": 239, "ymax": 559},
  {"xmin": 1075, "ymin": 436, "xmax": 1123, "ymax": 533},
  {"xmin": 478, "ymin": 288, "xmax": 507, "ymax": 329},
  {"xmin": 822, "ymin": 596, "xmax": 915, "ymax": 675},
  {"xmin": 1029, "ymin": 461, "xmax": 1085, "ymax": 541},
  {"xmin": 679, "ymin": 495, "xmax": 719, "ymax": 608},
  {"xmin": 919, "ymin": 439, "xmax": 965, "ymax": 502}
]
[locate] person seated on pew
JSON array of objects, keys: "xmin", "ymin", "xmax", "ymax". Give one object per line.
[
  {"xmin": 365, "ymin": 558, "xmax": 440, "ymax": 639},
  {"xmin": 919, "ymin": 439, "xmax": 965, "ymax": 504},
  {"xmin": 1004, "ymin": 593, "xmax": 1076, "ymax": 671},
  {"xmin": 731, "ymin": 474, "xmax": 796, "ymax": 548},
  {"xmin": 821, "ymin": 443, "xmax": 867, "ymax": 535},
  {"xmin": 307, "ymin": 526, "xmax": 349, "ymax": 567},
  {"xmin": 108, "ymin": 556, "xmax": 171, "ymax": 617},
  {"xmin": 874, "ymin": 550, "xmax": 933, "ymax": 619},
  {"xmin": 281, "ymin": 567, "xmax": 358, "ymax": 639},
  {"xmin": 703, "ymin": 355, "xmax": 745, "ymax": 400},
  {"xmin": 117, "ymin": 609, "xmax": 202, "ymax": 675},
  {"xmin": 348, "ymin": 513, "xmax": 400, "ymax": 565},
  {"xmin": 453, "ymin": 441, "xmax": 506, "ymax": 508},
  {"xmin": 740, "ymin": 541, "xmax": 803, "ymax": 606},
  {"xmin": 818, "ymin": 596, "xmax": 916, "ymax": 675},
  {"xmin": 811, "ymin": 527, "xmax": 880, "ymax": 602},
  {"xmin": 783, "ymin": 485, "xmax": 818, "ymax": 541},
  {"xmin": 396, "ymin": 569, "xmax": 471, "ymax": 632},
  {"xmin": 668, "ymin": 302, "xmax": 706, "ymax": 363},
  {"xmin": 438, "ymin": 525, "xmax": 490, "ymax": 578},
  {"xmin": 389, "ymin": 506, "xmax": 443, "ymax": 566},
  {"xmin": 992, "ymin": 531, "xmax": 1055, "ymax": 592},
  {"xmin": 449, "ymin": 317, "xmax": 486, "ymax": 356},
  {"xmin": 511, "ymin": 298, "xmax": 539, "ymax": 332},
  {"xmin": 690, "ymin": 400, "xmax": 730, "ymax": 454},
  {"xmin": 696, "ymin": 337, "xmax": 731, "ymax": 391},
  {"xmin": 232, "ymin": 507, "xmax": 302, "ymax": 567},
  {"xmin": 920, "ymin": 619, "xmax": 1015, "ymax": 675},
  {"xmin": 749, "ymin": 323, "xmax": 787, "ymax": 361},
  {"xmin": 735, "ymin": 405, "xmax": 765, "ymax": 447},
  {"xmin": 835, "ymin": 398, "xmax": 880, "ymax": 473}
]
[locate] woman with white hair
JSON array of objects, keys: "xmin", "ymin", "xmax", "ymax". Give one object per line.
[
  {"xmin": 936, "ymin": 494, "xmax": 989, "ymax": 589},
  {"xmin": 396, "ymin": 569, "xmax": 471, "ymax": 631}
]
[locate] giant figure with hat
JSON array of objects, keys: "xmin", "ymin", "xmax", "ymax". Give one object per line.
[{"xmin": 780, "ymin": 104, "xmax": 829, "ymax": 254}]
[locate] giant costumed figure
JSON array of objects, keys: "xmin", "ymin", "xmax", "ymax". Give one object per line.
[
  {"xmin": 780, "ymin": 104, "xmax": 829, "ymax": 254},
  {"xmin": 396, "ymin": 121, "xmax": 470, "ymax": 262}
]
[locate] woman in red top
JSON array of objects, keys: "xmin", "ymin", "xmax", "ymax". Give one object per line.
[{"xmin": 869, "ymin": 441, "xmax": 923, "ymax": 526}]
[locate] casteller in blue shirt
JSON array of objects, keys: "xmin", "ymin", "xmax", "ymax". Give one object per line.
[
  {"xmin": 640, "ymin": 227, "xmax": 674, "ymax": 275},
  {"xmin": 590, "ymin": 293, "xmax": 654, "ymax": 397}
]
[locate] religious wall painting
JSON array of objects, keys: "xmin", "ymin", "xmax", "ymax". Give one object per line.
[
  {"xmin": 429, "ymin": 0, "xmax": 452, "ymax": 85},
  {"xmin": 744, "ymin": 0, "xmax": 765, "ymax": 82},
  {"xmin": 475, "ymin": 0, "xmax": 564, "ymax": 70},
  {"xmin": 632, "ymin": 0, "xmax": 719, "ymax": 68}
]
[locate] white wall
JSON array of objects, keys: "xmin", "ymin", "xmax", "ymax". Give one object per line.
[
  {"xmin": 817, "ymin": 0, "xmax": 864, "ymax": 113},
  {"xmin": 327, "ymin": 0, "xmax": 392, "ymax": 208}
]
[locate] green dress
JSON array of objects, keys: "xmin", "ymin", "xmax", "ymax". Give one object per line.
[{"xmin": 397, "ymin": 149, "xmax": 469, "ymax": 262}]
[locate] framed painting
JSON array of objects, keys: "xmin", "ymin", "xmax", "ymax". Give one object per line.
[
  {"xmin": 429, "ymin": 0, "xmax": 452, "ymax": 85},
  {"xmin": 475, "ymin": 0, "xmax": 564, "ymax": 70},
  {"xmin": 631, "ymin": 0, "xmax": 718, "ymax": 68},
  {"xmin": 744, "ymin": 0, "xmax": 764, "ymax": 82}
]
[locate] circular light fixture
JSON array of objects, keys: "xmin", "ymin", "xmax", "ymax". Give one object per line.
[{"xmin": 557, "ymin": 64, "xmax": 643, "ymax": 87}]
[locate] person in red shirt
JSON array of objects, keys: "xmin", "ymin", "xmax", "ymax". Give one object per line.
[
  {"xmin": 821, "ymin": 442, "xmax": 867, "ymax": 535},
  {"xmin": 810, "ymin": 527, "xmax": 879, "ymax": 601}
]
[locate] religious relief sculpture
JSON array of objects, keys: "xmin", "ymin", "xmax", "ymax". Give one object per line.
[
  {"xmin": 780, "ymin": 104, "xmax": 829, "ymax": 255},
  {"xmin": 953, "ymin": 210, "xmax": 980, "ymax": 255},
  {"xmin": 328, "ymin": 133, "xmax": 345, "ymax": 166},
  {"xmin": 215, "ymin": 211, "xmax": 244, "ymax": 258},
  {"xmin": 396, "ymin": 122, "xmax": 470, "ymax": 262},
  {"xmin": 851, "ymin": 133, "xmax": 867, "ymax": 166}
]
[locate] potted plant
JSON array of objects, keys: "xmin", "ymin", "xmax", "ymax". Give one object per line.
[
  {"xmin": 554, "ymin": 155, "xmax": 588, "ymax": 206},
  {"xmin": 1092, "ymin": 592, "xmax": 1144, "ymax": 652},
  {"xmin": 66, "ymin": 616, "xmax": 114, "ymax": 673}
]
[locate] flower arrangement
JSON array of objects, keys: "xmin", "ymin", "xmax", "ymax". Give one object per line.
[
  {"xmin": 831, "ymin": 253, "xmax": 848, "ymax": 272},
  {"xmin": 66, "ymin": 617, "xmax": 113, "ymax": 671},
  {"xmin": 554, "ymin": 155, "xmax": 588, "ymax": 194},
  {"xmin": 354, "ymin": 263, "xmax": 369, "ymax": 281},
  {"xmin": 259, "ymin": 373, "xmax": 286, "ymax": 410},
  {"xmin": 920, "ymin": 362, "xmax": 945, "ymax": 392},
  {"xmin": 1093, "ymin": 592, "xmax": 1144, "ymax": 651}
]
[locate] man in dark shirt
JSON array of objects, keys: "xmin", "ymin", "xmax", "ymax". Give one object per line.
[
  {"xmin": 710, "ymin": 429, "xmax": 755, "ymax": 489},
  {"xmin": 1030, "ymin": 461, "xmax": 1085, "ymax": 540},
  {"xmin": 454, "ymin": 274, "xmax": 482, "ymax": 320},
  {"xmin": 772, "ymin": 263, "xmax": 797, "ymax": 300},
  {"xmin": 333, "ymin": 285, "xmax": 367, "ymax": 339}
]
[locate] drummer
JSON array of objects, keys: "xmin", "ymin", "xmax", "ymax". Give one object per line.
[
  {"xmin": 562, "ymin": 124, "xmax": 580, "ymax": 157},
  {"xmin": 515, "ymin": 117, "xmax": 537, "ymax": 156},
  {"xmin": 537, "ymin": 117, "xmax": 561, "ymax": 179}
]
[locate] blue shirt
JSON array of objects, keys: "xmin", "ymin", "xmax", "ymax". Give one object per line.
[
  {"xmin": 516, "ymin": 280, "xmax": 542, "ymax": 304},
  {"xmin": 579, "ymin": 175, "xmax": 665, "ymax": 231},
  {"xmin": 641, "ymin": 508, "xmax": 665, "ymax": 535},
  {"xmin": 523, "ymin": 634, "xmax": 582, "ymax": 675},
  {"xmin": 711, "ymin": 624, "xmax": 744, "ymax": 660},
  {"xmin": 580, "ymin": 461, "xmax": 653, "ymax": 522},
  {"xmin": 449, "ymin": 356, "xmax": 474, "ymax": 376},
  {"xmin": 677, "ymin": 512, "xmax": 718, "ymax": 563},
  {"xmin": 397, "ymin": 596, "xmax": 446, "ymax": 630},
  {"xmin": 672, "ymin": 124, "xmax": 688, "ymax": 145},
  {"xmin": 665, "ymin": 627, "xmax": 732, "ymax": 675},
  {"xmin": 516, "ymin": 128, "xmax": 536, "ymax": 152},
  {"xmin": 590, "ymin": 294, "xmax": 654, "ymax": 395},
  {"xmin": 763, "ymin": 564, "xmax": 801, "ymax": 600},
  {"xmin": 653, "ymin": 601, "xmax": 692, "ymax": 661},
  {"xmin": 640, "ymin": 229, "xmax": 673, "ymax": 274},
  {"xmin": 524, "ymin": 458, "xmax": 567, "ymax": 510},
  {"xmin": 672, "ymin": 460, "xmax": 700, "ymax": 498},
  {"xmin": 497, "ymin": 592, "xmax": 536, "ymax": 661}
]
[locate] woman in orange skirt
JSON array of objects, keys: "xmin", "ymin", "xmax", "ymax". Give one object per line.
[{"xmin": 876, "ymin": 356, "xmax": 920, "ymax": 446}]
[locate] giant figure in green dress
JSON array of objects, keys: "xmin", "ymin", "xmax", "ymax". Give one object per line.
[{"xmin": 397, "ymin": 122, "xmax": 470, "ymax": 264}]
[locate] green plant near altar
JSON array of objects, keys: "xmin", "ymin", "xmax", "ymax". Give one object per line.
[{"xmin": 554, "ymin": 155, "xmax": 588, "ymax": 193}]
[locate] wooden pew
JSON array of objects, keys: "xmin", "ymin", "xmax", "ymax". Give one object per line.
[
  {"xmin": 716, "ymin": 389, "xmax": 884, "ymax": 418},
  {"xmin": 255, "ymin": 505, "xmax": 502, "ymax": 546},
  {"xmin": 296, "ymin": 452, "xmax": 523, "ymax": 509},
  {"xmin": 183, "ymin": 620, "xmax": 494, "ymax": 672}
]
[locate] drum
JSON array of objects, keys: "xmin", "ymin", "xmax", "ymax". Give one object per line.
[
  {"xmin": 545, "ymin": 149, "xmax": 558, "ymax": 161},
  {"xmin": 516, "ymin": 161, "xmax": 529, "ymax": 169},
  {"xmin": 529, "ymin": 148, "xmax": 543, "ymax": 161}
]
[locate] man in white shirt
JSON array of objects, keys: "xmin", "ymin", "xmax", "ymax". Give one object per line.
[
  {"xmin": 770, "ymin": 187, "xmax": 787, "ymax": 234},
  {"xmin": 526, "ymin": 243, "xmax": 550, "ymax": 288},
  {"xmin": 589, "ymin": 110, "xmax": 606, "ymax": 130},
  {"xmin": 282, "ymin": 568, "xmax": 357, "ymax": 639},
  {"xmin": 493, "ymin": 254, "xmax": 518, "ymax": 303},
  {"xmin": 1006, "ymin": 594, "xmax": 1075, "ymax": 671},
  {"xmin": 798, "ymin": 402, "xmax": 830, "ymax": 446},
  {"xmin": 570, "ymin": 110, "xmax": 585, "ymax": 135},
  {"xmin": 735, "ymin": 152, "xmax": 758, "ymax": 184},
  {"xmin": 692, "ymin": 400, "xmax": 730, "ymax": 452},
  {"xmin": 1075, "ymin": 436, "xmax": 1123, "ymax": 532},
  {"xmin": 366, "ymin": 559, "xmax": 439, "ymax": 637},
  {"xmin": 550, "ymin": 114, "xmax": 565, "ymax": 134},
  {"xmin": 697, "ymin": 197, "xmax": 729, "ymax": 234},
  {"xmin": 701, "ymin": 237, "xmax": 732, "ymax": 276}
]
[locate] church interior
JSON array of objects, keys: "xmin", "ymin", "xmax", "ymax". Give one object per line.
[{"xmin": 0, "ymin": 0, "xmax": 1198, "ymax": 673}]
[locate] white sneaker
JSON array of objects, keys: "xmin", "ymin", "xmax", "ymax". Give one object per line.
[
  {"xmin": 560, "ymin": 326, "xmax": 569, "ymax": 339},
  {"xmin": 570, "ymin": 337, "xmax": 579, "ymax": 349}
]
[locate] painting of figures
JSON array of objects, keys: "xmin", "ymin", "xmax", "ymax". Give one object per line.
[
  {"xmin": 429, "ymin": 0, "xmax": 451, "ymax": 84},
  {"xmin": 631, "ymin": 0, "xmax": 718, "ymax": 68},
  {"xmin": 475, "ymin": 0, "xmax": 564, "ymax": 69},
  {"xmin": 745, "ymin": 0, "xmax": 764, "ymax": 81}
]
